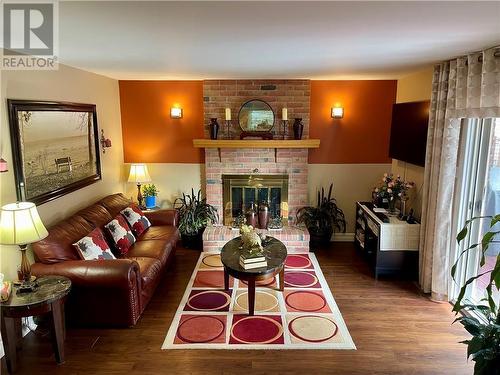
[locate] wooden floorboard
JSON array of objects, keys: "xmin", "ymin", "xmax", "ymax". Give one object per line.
[{"xmin": 3, "ymin": 243, "xmax": 472, "ymax": 375}]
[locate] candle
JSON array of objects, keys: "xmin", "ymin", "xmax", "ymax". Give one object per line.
[
  {"xmin": 225, "ymin": 108, "xmax": 231, "ymax": 121},
  {"xmin": 282, "ymin": 108, "xmax": 288, "ymax": 121}
]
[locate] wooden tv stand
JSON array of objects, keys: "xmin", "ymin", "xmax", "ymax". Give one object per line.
[{"xmin": 354, "ymin": 202, "xmax": 420, "ymax": 279}]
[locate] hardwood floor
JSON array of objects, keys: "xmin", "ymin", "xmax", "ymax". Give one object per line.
[{"xmin": 3, "ymin": 243, "xmax": 472, "ymax": 375}]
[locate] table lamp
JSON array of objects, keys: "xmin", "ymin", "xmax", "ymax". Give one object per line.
[
  {"xmin": 128, "ymin": 164, "xmax": 151, "ymax": 208},
  {"xmin": 0, "ymin": 202, "xmax": 48, "ymax": 293}
]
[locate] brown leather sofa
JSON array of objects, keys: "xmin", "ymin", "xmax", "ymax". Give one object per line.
[{"xmin": 31, "ymin": 193, "xmax": 179, "ymax": 327}]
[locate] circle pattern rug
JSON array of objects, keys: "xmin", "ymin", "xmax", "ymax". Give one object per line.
[
  {"xmin": 285, "ymin": 254, "xmax": 312, "ymax": 269},
  {"xmin": 234, "ymin": 290, "xmax": 280, "ymax": 312},
  {"xmin": 230, "ymin": 316, "xmax": 284, "ymax": 344},
  {"xmin": 284, "ymin": 290, "xmax": 330, "ymax": 313},
  {"xmin": 175, "ymin": 315, "xmax": 226, "ymax": 344},
  {"xmin": 240, "ymin": 276, "xmax": 276, "ymax": 288},
  {"xmin": 284, "ymin": 271, "xmax": 320, "ymax": 288},
  {"xmin": 288, "ymin": 315, "xmax": 339, "ymax": 343},
  {"xmin": 201, "ymin": 254, "xmax": 223, "ymax": 268},
  {"xmin": 185, "ymin": 290, "xmax": 231, "ymax": 311},
  {"xmin": 163, "ymin": 252, "xmax": 355, "ymax": 350}
]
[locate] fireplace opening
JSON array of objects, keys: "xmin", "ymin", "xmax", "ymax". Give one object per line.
[{"xmin": 222, "ymin": 174, "xmax": 289, "ymax": 226}]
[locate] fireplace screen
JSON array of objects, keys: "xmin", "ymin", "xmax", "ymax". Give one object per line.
[{"xmin": 222, "ymin": 174, "xmax": 288, "ymax": 226}]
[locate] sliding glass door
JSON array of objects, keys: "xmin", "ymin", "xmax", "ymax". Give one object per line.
[{"xmin": 451, "ymin": 118, "xmax": 500, "ymax": 305}]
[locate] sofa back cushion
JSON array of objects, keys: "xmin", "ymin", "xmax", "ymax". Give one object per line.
[
  {"xmin": 99, "ymin": 194, "xmax": 132, "ymax": 218},
  {"xmin": 32, "ymin": 215, "xmax": 93, "ymax": 264},
  {"xmin": 76, "ymin": 204, "xmax": 113, "ymax": 229}
]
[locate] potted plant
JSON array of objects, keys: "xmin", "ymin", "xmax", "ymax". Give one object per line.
[
  {"xmin": 142, "ymin": 184, "xmax": 159, "ymax": 209},
  {"xmin": 296, "ymin": 183, "xmax": 346, "ymax": 248},
  {"xmin": 372, "ymin": 173, "xmax": 414, "ymax": 214},
  {"xmin": 174, "ymin": 189, "xmax": 218, "ymax": 249},
  {"xmin": 452, "ymin": 215, "xmax": 500, "ymax": 374}
]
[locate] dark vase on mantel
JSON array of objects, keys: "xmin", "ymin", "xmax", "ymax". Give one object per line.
[
  {"xmin": 293, "ymin": 118, "xmax": 304, "ymax": 140},
  {"xmin": 258, "ymin": 201, "xmax": 270, "ymax": 229},
  {"xmin": 209, "ymin": 118, "xmax": 219, "ymax": 140},
  {"xmin": 245, "ymin": 202, "xmax": 258, "ymax": 228}
]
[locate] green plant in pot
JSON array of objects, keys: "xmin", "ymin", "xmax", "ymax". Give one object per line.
[
  {"xmin": 174, "ymin": 189, "xmax": 218, "ymax": 250},
  {"xmin": 452, "ymin": 215, "xmax": 500, "ymax": 375},
  {"xmin": 296, "ymin": 183, "xmax": 346, "ymax": 248},
  {"xmin": 142, "ymin": 184, "xmax": 159, "ymax": 209}
]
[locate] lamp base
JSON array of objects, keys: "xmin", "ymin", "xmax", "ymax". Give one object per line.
[{"xmin": 16, "ymin": 280, "xmax": 38, "ymax": 294}]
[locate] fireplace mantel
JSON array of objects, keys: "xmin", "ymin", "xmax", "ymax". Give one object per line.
[{"xmin": 192, "ymin": 139, "xmax": 320, "ymax": 149}]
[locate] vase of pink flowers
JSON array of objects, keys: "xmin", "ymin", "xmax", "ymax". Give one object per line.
[{"xmin": 373, "ymin": 173, "xmax": 414, "ymax": 215}]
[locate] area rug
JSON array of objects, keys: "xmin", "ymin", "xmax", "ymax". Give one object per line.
[{"xmin": 162, "ymin": 252, "xmax": 356, "ymax": 349}]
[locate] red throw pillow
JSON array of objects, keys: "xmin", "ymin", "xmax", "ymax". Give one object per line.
[
  {"xmin": 104, "ymin": 215, "xmax": 136, "ymax": 255},
  {"xmin": 120, "ymin": 204, "xmax": 151, "ymax": 237},
  {"xmin": 73, "ymin": 228, "xmax": 116, "ymax": 260}
]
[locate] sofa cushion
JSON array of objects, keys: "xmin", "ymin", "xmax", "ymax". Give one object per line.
[
  {"xmin": 104, "ymin": 215, "xmax": 136, "ymax": 255},
  {"xmin": 121, "ymin": 205, "xmax": 151, "ymax": 237},
  {"xmin": 73, "ymin": 228, "xmax": 116, "ymax": 261},
  {"xmin": 99, "ymin": 193, "xmax": 132, "ymax": 218},
  {"xmin": 76, "ymin": 204, "xmax": 113, "ymax": 229},
  {"xmin": 32, "ymin": 215, "xmax": 94, "ymax": 264},
  {"xmin": 126, "ymin": 240, "xmax": 172, "ymax": 267},
  {"xmin": 137, "ymin": 225, "xmax": 179, "ymax": 243}
]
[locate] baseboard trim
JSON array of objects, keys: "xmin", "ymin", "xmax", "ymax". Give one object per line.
[{"xmin": 331, "ymin": 232, "xmax": 355, "ymax": 242}]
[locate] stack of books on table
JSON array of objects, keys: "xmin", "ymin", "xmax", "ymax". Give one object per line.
[{"xmin": 239, "ymin": 253, "xmax": 267, "ymax": 270}]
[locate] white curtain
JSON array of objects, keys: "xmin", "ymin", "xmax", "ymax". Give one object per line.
[{"xmin": 419, "ymin": 46, "xmax": 500, "ymax": 300}]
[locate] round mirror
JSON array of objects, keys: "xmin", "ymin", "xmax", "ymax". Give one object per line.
[{"xmin": 238, "ymin": 99, "xmax": 275, "ymax": 132}]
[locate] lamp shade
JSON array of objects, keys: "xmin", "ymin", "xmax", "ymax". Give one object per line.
[
  {"xmin": 0, "ymin": 202, "xmax": 48, "ymax": 245},
  {"xmin": 128, "ymin": 164, "xmax": 151, "ymax": 183}
]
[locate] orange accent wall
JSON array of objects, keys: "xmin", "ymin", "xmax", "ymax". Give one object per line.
[
  {"xmin": 309, "ymin": 80, "xmax": 397, "ymax": 164},
  {"xmin": 119, "ymin": 80, "xmax": 204, "ymax": 163}
]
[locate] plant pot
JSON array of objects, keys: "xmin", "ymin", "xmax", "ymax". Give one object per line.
[
  {"xmin": 209, "ymin": 118, "xmax": 219, "ymax": 140},
  {"xmin": 307, "ymin": 226, "xmax": 333, "ymax": 250},
  {"xmin": 145, "ymin": 196, "xmax": 156, "ymax": 209},
  {"xmin": 181, "ymin": 228, "xmax": 205, "ymax": 250},
  {"xmin": 293, "ymin": 118, "xmax": 304, "ymax": 140}
]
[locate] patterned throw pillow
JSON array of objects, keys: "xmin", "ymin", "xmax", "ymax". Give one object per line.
[
  {"xmin": 104, "ymin": 215, "xmax": 136, "ymax": 255},
  {"xmin": 120, "ymin": 204, "xmax": 151, "ymax": 237},
  {"xmin": 73, "ymin": 228, "xmax": 116, "ymax": 261}
]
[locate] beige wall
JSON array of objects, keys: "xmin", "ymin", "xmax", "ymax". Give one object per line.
[
  {"xmin": 392, "ymin": 67, "xmax": 433, "ymax": 218},
  {"xmin": 308, "ymin": 164, "xmax": 391, "ymax": 235},
  {"xmin": 0, "ymin": 65, "xmax": 124, "ymax": 281}
]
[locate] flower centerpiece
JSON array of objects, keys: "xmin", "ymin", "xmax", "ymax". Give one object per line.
[{"xmin": 372, "ymin": 173, "xmax": 414, "ymax": 214}]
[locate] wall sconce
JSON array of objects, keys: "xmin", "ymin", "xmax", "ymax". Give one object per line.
[
  {"xmin": 170, "ymin": 107, "xmax": 183, "ymax": 119},
  {"xmin": 331, "ymin": 106, "xmax": 344, "ymax": 119},
  {"xmin": 100, "ymin": 129, "xmax": 112, "ymax": 153},
  {"xmin": 0, "ymin": 158, "xmax": 8, "ymax": 173}
]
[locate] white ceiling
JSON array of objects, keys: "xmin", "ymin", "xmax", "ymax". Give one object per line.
[{"xmin": 59, "ymin": 1, "xmax": 500, "ymax": 80}]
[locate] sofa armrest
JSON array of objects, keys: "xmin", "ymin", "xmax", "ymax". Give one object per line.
[
  {"xmin": 31, "ymin": 259, "xmax": 140, "ymax": 290},
  {"xmin": 144, "ymin": 209, "xmax": 178, "ymax": 227},
  {"xmin": 31, "ymin": 259, "xmax": 142, "ymax": 327}
]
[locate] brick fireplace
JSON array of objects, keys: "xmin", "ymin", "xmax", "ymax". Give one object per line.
[{"xmin": 202, "ymin": 79, "xmax": 313, "ymax": 252}]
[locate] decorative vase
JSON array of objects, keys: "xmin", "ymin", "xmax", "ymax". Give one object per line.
[
  {"xmin": 388, "ymin": 198, "xmax": 397, "ymax": 215},
  {"xmin": 293, "ymin": 118, "xmax": 304, "ymax": 140},
  {"xmin": 145, "ymin": 196, "xmax": 156, "ymax": 209},
  {"xmin": 245, "ymin": 202, "xmax": 258, "ymax": 228},
  {"xmin": 258, "ymin": 201, "xmax": 269, "ymax": 229},
  {"xmin": 209, "ymin": 118, "xmax": 219, "ymax": 140}
]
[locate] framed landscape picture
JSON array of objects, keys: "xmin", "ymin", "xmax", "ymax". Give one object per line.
[{"xmin": 7, "ymin": 100, "xmax": 102, "ymax": 205}]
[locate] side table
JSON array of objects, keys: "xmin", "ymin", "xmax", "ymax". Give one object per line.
[{"xmin": 0, "ymin": 275, "xmax": 71, "ymax": 373}]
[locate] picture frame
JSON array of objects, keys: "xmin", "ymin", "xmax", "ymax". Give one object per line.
[{"xmin": 7, "ymin": 99, "xmax": 102, "ymax": 205}]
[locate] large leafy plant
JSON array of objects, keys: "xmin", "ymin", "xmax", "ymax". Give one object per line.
[
  {"xmin": 452, "ymin": 215, "xmax": 500, "ymax": 375},
  {"xmin": 174, "ymin": 189, "xmax": 218, "ymax": 235},
  {"xmin": 296, "ymin": 183, "xmax": 346, "ymax": 243}
]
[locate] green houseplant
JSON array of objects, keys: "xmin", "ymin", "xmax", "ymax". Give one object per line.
[
  {"xmin": 452, "ymin": 215, "xmax": 500, "ymax": 375},
  {"xmin": 296, "ymin": 183, "xmax": 346, "ymax": 247},
  {"xmin": 174, "ymin": 189, "xmax": 218, "ymax": 249},
  {"xmin": 142, "ymin": 184, "xmax": 159, "ymax": 209}
]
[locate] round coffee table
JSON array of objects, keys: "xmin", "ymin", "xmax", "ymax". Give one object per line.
[
  {"xmin": 0, "ymin": 275, "xmax": 71, "ymax": 373},
  {"xmin": 221, "ymin": 236, "xmax": 287, "ymax": 315}
]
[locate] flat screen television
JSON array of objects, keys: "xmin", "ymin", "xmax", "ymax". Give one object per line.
[{"xmin": 389, "ymin": 100, "xmax": 430, "ymax": 167}]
